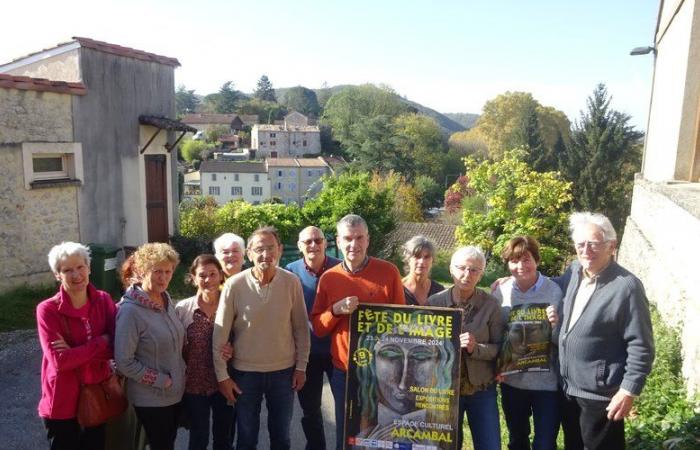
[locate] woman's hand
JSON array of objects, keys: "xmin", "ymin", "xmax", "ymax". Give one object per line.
[
  {"xmin": 221, "ymin": 342, "xmax": 234, "ymax": 361},
  {"xmin": 164, "ymin": 376, "xmax": 173, "ymax": 389},
  {"xmin": 460, "ymin": 332, "xmax": 477, "ymax": 354},
  {"xmin": 546, "ymin": 305, "xmax": 559, "ymax": 327},
  {"xmin": 51, "ymin": 334, "xmax": 71, "ymax": 352}
]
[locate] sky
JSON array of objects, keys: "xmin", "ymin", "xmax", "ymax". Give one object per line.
[{"xmin": 2, "ymin": 0, "xmax": 659, "ymax": 128}]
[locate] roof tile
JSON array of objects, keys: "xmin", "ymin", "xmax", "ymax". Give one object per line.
[{"xmin": 0, "ymin": 73, "xmax": 86, "ymax": 95}]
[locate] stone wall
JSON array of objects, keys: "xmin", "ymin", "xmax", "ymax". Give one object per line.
[
  {"xmin": 618, "ymin": 177, "xmax": 700, "ymax": 395},
  {"xmin": 0, "ymin": 88, "xmax": 79, "ymax": 292}
]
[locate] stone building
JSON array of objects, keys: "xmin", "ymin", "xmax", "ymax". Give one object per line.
[
  {"xmin": 251, "ymin": 111, "xmax": 321, "ymax": 158},
  {"xmin": 267, "ymin": 157, "xmax": 335, "ymax": 205},
  {"xmin": 618, "ymin": 0, "xmax": 700, "ymax": 395},
  {"xmin": 182, "ymin": 113, "xmax": 258, "ymax": 132},
  {"xmin": 0, "ymin": 37, "xmax": 194, "ymax": 292}
]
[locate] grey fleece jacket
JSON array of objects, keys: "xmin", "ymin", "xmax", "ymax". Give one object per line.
[
  {"xmin": 115, "ymin": 285, "xmax": 186, "ymax": 407},
  {"xmin": 559, "ymin": 260, "xmax": 655, "ymax": 401}
]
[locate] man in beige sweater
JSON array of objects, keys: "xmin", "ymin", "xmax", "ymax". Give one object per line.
[{"xmin": 213, "ymin": 226, "xmax": 310, "ymax": 450}]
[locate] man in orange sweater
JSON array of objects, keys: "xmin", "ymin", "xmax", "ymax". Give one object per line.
[{"xmin": 311, "ymin": 214, "xmax": 405, "ymax": 450}]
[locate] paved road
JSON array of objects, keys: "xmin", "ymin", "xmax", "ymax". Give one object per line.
[{"xmin": 0, "ymin": 329, "xmax": 337, "ymax": 450}]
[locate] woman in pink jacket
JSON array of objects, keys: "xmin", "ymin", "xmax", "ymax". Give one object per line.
[{"xmin": 36, "ymin": 242, "xmax": 117, "ymax": 450}]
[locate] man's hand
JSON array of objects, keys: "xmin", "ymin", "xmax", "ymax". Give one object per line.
[
  {"xmin": 332, "ymin": 296, "xmax": 359, "ymax": 315},
  {"xmin": 606, "ymin": 390, "xmax": 635, "ymax": 421},
  {"xmin": 490, "ymin": 276, "xmax": 511, "ymax": 293},
  {"xmin": 546, "ymin": 305, "xmax": 559, "ymax": 327},
  {"xmin": 218, "ymin": 378, "xmax": 242, "ymax": 404},
  {"xmin": 220, "ymin": 342, "xmax": 234, "ymax": 361},
  {"xmin": 460, "ymin": 332, "xmax": 477, "ymax": 354},
  {"xmin": 292, "ymin": 369, "xmax": 306, "ymax": 392}
]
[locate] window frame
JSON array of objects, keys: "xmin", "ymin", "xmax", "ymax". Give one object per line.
[{"xmin": 22, "ymin": 142, "xmax": 83, "ymax": 189}]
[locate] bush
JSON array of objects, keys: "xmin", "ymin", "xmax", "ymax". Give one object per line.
[{"xmin": 627, "ymin": 306, "xmax": 700, "ymax": 449}]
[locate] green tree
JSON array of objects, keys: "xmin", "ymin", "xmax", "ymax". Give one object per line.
[
  {"xmin": 316, "ymin": 82, "xmax": 332, "ymax": 110},
  {"xmin": 175, "ymin": 85, "xmax": 199, "ymax": 117},
  {"xmin": 370, "ymin": 172, "xmax": 423, "ymax": 222},
  {"xmin": 559, "ymin": 84, "xmax": 643, "ymax": 231},
  {"xmin": 345, "ymin": 115, "xmax": 414, "ymax": 175},
  {"xmin": 254, "ymin": 75, "xmax": 277, "ymax": 102},
  {"xmin": 200, "ymin": 93, "xmax": 221, "ymax": 113},
  {"xmin": 216, "ymin": 200, "xmax": 302, "ymax": 243},
  {"xmin": 205, "ymin": 125, "xmax": 229, "ymax": 143},
  {"xmin": 456, "ymin": 149, "xmax": 573, "ymax": 274},
  {"xmin": 322, "ymin": 84, "xmax": 412, "ymax": 145},
  {"xmin": 216, "ymin": 81, "xmax": 242, "ymax": 113},
  {"xmin": 392, "ymin": 113, "xmax": 446, "ymax": 180},
  {"xmin": 302, "ymin": 172, "xmax": 396, "ymax": 254},
  {"xmin": 281, "ymin": 86, "xmax": 320, "ymax": 118},
  {"xmin": 414, "ymin": 175, "xmax": 443, "ymax": 210},
  {"xmin": 180, "ymin": 139, "xmax": 214, "ymax": 163},
  {"xmin": 237, "ymin": 98, "xmax": 287, "ymax": 124}
]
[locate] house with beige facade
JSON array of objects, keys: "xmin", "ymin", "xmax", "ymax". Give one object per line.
[
  {"xmin": 268, "ymin": 157, "xmax": 334, "ymax": 205},
  {"xmin": 251, "ymin": 111, "xmax": 321, "ymax": 158},
  {"xmin": 0, "ymin": 37, "xmax": 194, "ymax": 292},
  {"xmin": 618, "ymin": 0, "xmax": 700, "ymax": 395},
  {"xmin": 199, "ymin": 160, "xmax": 270, "ymax": 204}
]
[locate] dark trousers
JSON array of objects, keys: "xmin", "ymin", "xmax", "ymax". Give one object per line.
[
  {"xmin": 560, "ymin": 394, "xmax": 625, "ymax": 450},
  {"xmin": 297, "ymin": 353, "xmax": 334, "ymax": 450},
  {"xmin": 329, "ymin": 368, "xmax": 346, "ymax": 450},
  {"xmin": 43, "ymin": 418, "xmax": 105, "ymax": 450},
  {"xmin": 183, "ymin": 392, "xmax": 235, "ymax": 450},
  {"xmin": 501, "ymin": 384, "xmax": 559, "ymax": 450},
  {"xmin": 134, "ymin": 403, "xmax": 180, "ymax": 450}
]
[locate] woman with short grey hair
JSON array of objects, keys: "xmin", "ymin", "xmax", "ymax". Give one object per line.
[
  {"xmin": 37, "ymin": 242, "xmax": 117, "ymax": 450},
  {"xmin": 401, "ymin": 235, "xmax": 444, "ymax": 305},
  {"xmin": 428, "ymin": 246, "xmax": 502, "ymax": 450}
]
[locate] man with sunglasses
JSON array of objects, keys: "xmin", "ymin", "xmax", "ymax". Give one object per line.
[
  {"xmin": 559, "ymin": 212, "xmax": 655, "ymax": 450},
  {"xmin": 285, "ymin": 226, "xmax": 341, "ymax": 450}
]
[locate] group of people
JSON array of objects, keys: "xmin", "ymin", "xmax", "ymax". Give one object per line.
[{"xmin": 36, "ymin": 210, "xmax": 654, "ymax": 450}]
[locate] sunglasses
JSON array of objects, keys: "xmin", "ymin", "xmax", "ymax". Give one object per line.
[{"xmin": 301, "ymin": 238, "xmax": 325, "ymax": 246}]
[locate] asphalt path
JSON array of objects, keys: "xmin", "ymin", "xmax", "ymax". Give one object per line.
[{"xmin": 0, "ymin": 329, "xmax": 337, "ymax": 449}]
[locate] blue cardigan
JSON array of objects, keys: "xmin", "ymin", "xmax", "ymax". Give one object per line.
[
  {"xmin": 559, "ymin": 260, "xmax": 655, "ymax": 401},
  {"xmin": 285, "ymin": 256, "xmax": 341, "ymax": 355}
]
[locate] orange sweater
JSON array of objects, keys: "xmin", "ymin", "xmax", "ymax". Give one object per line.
[{"xmin": 311, "ymin": 257, "xmax": 405, "ymax": 371}]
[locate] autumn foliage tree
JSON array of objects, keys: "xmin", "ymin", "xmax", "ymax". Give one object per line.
[{"xmin": 456, "ymin": 150, "xmax": 573, "ymax": 274}]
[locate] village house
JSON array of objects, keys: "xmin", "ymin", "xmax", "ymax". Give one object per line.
[
  {"xmin": 0, "ymin": 37, "xmax": 193, "ymax": 292},
  {"xmin": 267, "ymin": 157, "xmax": 334, "ymax": 205},
  {"xmin": 251, "ymin": 111, "xmax": 321, "ymax": 158},
  {"xmin": 199, "ymin": 160, "xmax": 270, "ymax": 204},
  {"xmin": 618, "ymin": 0, "xmax": 700, "ymax": 395}
]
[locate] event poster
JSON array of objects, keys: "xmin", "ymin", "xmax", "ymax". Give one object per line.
[
  {"xmin": 497, "ymin": 302, "xmax": 552, "ymax": 375},
  {"xmin": 345, "ymin": 304, "xmax": 462, "ymax": 450}
]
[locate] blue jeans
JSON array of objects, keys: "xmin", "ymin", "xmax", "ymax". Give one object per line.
[
  {"xmin": 231, "ymin": 367, "xmax": 295, "ymax": 450},
  {"xmin": 297, "ymin": 353, "xmax": 334, "ymax": 450},
  {"xmin": 458, "ymin": 384, "xmax": 501, "ymax": 450},
  {"xmin": 329, "ymin": 368, "xmax": 346, "ymax": 450},
  {"xmin": 183, "ymin": 392, "xmax": 235, "ymax": 450},
  {"xmin": 501, "ymin": 384, "xmax": 559, "ymax": 450}
]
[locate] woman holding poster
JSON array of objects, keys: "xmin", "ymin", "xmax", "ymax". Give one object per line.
[
  {"xmin": 428, "ymin": 246, "xmax": 503, "ymax": 450},
  {"xmin": 493, "ymin": 236, "xmax": 562, "ymax": 450}
]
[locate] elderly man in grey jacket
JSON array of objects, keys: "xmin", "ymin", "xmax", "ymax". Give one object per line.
[{"xmin": 559, "ymin": 212, "xmax": 655, "ymax": 450}]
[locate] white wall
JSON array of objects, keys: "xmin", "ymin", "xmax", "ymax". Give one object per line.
[{"xmin": 200, "ymin": 171, "xmax": 270, "ymax": 204}]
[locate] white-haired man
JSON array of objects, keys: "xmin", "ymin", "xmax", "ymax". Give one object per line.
[
  {"xmin": 559, "ymin": 212, "xmax": 654, "ymax": 450},
  {"xmin": 214, "ymin": 232, "xmax": 246, "ymax": 278},
  {"xmin": 311, "ymin": 214, "xmax": 405, "ymax": 450}
]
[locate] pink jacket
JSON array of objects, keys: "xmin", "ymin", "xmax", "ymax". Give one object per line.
[{"xmin": 36, "ymin": 284, "xmax": 117, "ymax": 419}]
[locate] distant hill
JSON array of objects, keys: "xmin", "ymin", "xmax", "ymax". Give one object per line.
[
  {"xmin": 274, "ymin": 85, "xmax": 477, "ymax": 136},
  {"xmin": 443, "ymin": 112, "xmax": 480, "ymax": 130}
]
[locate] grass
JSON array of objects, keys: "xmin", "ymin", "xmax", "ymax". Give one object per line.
[{"xmin": 0, "ymin": 284, "xmax": 56, "ymax": 332}]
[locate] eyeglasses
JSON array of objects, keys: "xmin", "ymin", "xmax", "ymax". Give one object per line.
[
  {"xmin": 250, "ymin": 245, "xmax": 277, "ymax": 255},
  {"xmin": 300, "ymin": 238, "xmax": 324, "ymax": 246},
  {"xmin": 451, "ymin": 265, "xmax": 483, "ymax": 275},
  {"xmin": 574, "ymin": 240, "xmax": 608, "ymax": 251}
]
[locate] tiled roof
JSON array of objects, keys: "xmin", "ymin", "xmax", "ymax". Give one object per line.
[
  {"xmin": 383, "ymin": 222, "xmax": 458, "ymax": 256},
  {"xmin": 0, "ymin": 73, "xmax": 86, "ymax": 95},
  {"xmin": 139, "ymin": 115, "xmax": 197, "ymax": 132},
  {"xmin": 266, "ymin": 157, "xmax": 329, "ymax": 167},
  {"xmin": 182, "ymin": 114, "xmax": 259, "ymax": 126},
  {"xmin": 200, "ymin": 160, "xmax": 267, "ymax": 173},
  {"xmin": 73, "ymin": 37, "xmax": 180, "ymax": 67}
]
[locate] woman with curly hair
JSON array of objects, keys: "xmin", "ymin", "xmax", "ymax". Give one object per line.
[{"xmin": 115, "ymin": 243, "xmax": 185, "ymax": 450}]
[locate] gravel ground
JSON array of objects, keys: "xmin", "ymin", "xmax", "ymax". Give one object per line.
[{"xmin": 0, "ymin": 329, "xmax": 337, "ymax": 449}]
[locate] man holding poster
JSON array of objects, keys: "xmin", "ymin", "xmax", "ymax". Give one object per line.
[{"xmin": 311, "ymin": 214, "xmax": 405, "ymax": 450}]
